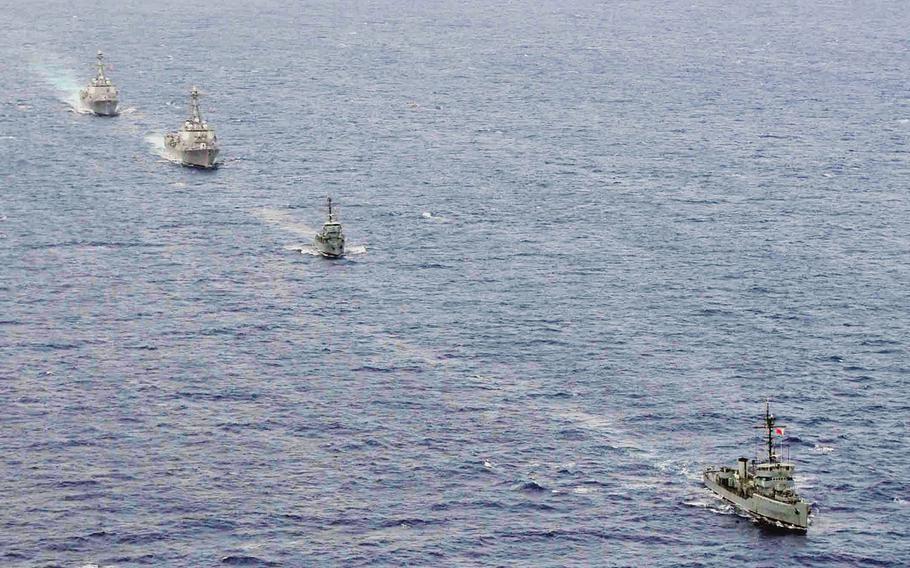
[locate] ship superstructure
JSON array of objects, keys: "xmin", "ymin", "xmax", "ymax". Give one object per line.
[{"xmin": 703, "ymin": 402, "xmax": 811, "ymax": 531}]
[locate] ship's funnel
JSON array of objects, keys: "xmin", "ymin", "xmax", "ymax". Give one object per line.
[{"xmin": 738, "ymin": 457, "xmax": 749, "ymax": 480}]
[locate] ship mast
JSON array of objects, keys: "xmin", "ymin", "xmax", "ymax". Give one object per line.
[
  {"xmin": 327, "ymin": 197, "xmax": 335, "ymax": 222},
  {"xmin": 95, "ymin": 51, "xmax": 106, "ymax": 80},
  {"xmin": 765, "ymin": 400, "xmax": 788, "ymax": 463},
  {"xmin": 765, "ymin": 401, "xmax": 775, "ymax": 463},
  {"xmin": 190, "ymin": 86, "xmax": 203, "ymax": 123},
  {"xmin": 755, "ymin": 400, "xmax": 783, "ymax": 463}
]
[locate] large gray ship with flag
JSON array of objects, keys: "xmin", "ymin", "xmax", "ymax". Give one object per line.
[
  {"xmin": 703, "ymin": 402, "xmax": 811, "ymax": 531},
  {"xmin": 80, "ymin": 51, "xmax": 119, "ymax": 116},
  {"xmin": 164, "ymin": 86, "xmax": 219, "ymax": 168}
]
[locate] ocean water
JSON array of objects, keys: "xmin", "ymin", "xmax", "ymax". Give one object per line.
[{"xmin": 1, "ymin": 1, "xmax": 909, "ymax": 566}]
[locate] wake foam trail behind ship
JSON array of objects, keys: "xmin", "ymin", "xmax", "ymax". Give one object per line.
[
  {"xmin": 144, "ymin": 133, "xmax": 172, "ymax": 162},
  {"xmin": 252, "ymin": 207, "xmax": 318, "ymax": 238},
  {"xmin": 30, "ymin": 60, "xmax": 90, "ymax": 114}
]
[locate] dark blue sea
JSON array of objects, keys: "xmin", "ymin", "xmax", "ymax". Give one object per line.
[{"xmin": 2, "ymin": 1, "xmax": 909, "ymax": 566}]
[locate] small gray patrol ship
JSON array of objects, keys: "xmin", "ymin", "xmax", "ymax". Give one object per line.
[
  {"xmin": 704, "ymin": 402, "xmax": 811, "ymax": 531},
  {"xmin": 164, "ymin": 86, "xmax": 219, "ymax": 168},
  {"xmin": 80, "ymin": 51, "xmax": 119, "ymax": 116},
  {"xmin": 314, "ymin": 197, "xmax": 346, "ymax": 258}
]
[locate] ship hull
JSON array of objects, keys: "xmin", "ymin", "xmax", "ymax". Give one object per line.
[
  {"xmin": 314, "ymin": 237, "xmax": 345, "ymax": 258},
  {"xmin": 315, "ymin": 246, "xmax": 345, "ymax": 258},
  {"xmin": 87, "ymin": 99, "xmax": 119, "ymax": 116},
  {"xmin": 704, "ymin": 472, "xmax": 809, "ymax": 531},
  {"xmin": 165, "ymin": 146, "xmax": 219, "ymax": 169}
]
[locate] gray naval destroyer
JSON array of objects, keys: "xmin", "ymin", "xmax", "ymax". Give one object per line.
[
  {"xmin": 164, "ymin": 86, "xmax": 219, "ymax": 168},
  {"xmin": 704, "ymin": 402, "xmax": 811, "ymax": 531},
  {"xmin": 314, "ymin": 198, "xmax": 346, "ymax": 257},
  {"xmin": 80, "ymin": 51, "xmax": 119, "ymax": 116}
]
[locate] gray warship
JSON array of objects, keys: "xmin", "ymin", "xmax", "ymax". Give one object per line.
[
  {"xmin": 164, "ymin": 86, "xmax": 219, "ymax": 168},
  {"xmin": 80, "ymin": 51, "xmax": 119, "ymax": 116},
  {"xmin": 314, "ymin": 198, "xmax": 346, "ymax": 258},
  {"xmin": 704, "ymin": 402, "xmax": 811, "ymax": 531}
]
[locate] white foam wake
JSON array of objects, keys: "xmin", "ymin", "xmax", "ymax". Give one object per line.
[
  {"xmin": 252, "ymin": 207, "xmax": 318, "ymax": 237},
  {"xmin": 285, "ymin": 243, "xmax": 367, "ymax": 256},
  {"xmin": 30, "ymin": 61, "xmax": 89, "ymax": 114},
  {"xmin": 144, "ymin": 133, "xmax": 174, "ymax": 162},
  {"xmin": 421, "ymin": 211, "xmax": 448, "ymax": 222},
  {"xmin": 683, "ymin": 494, "xmax": 737, "ymax": 516}
]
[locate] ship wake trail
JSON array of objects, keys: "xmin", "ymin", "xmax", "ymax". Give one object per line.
[
  {"xmin": 292, "ymin": 244, "xmax": 323, "ymax": 256},
  {"xmin": 554, "ymin": 407, "xmax": 702, "ymax": 495},
  {"xmin": 284, "ymin": 243, "xmax": 367, "ymax": 256},
  {"xmin": 30, "ymin": 61, "xmax": 90, "ymax": 114},
  {"xmin": 144, "ymin": 133, "xmax": 172, "ymax": 162},
  {"xmin": 683, "ymin": 496, "xmax": 737, "ymax": 516},
  {"xmin": 252, "ymin": 207, "xmax": 319, "ymax": 238}
]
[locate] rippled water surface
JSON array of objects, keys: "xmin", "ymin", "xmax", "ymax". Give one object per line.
[{"xmin": 2, "ymin": 1, "xmax": 909, "ymax": 566}]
